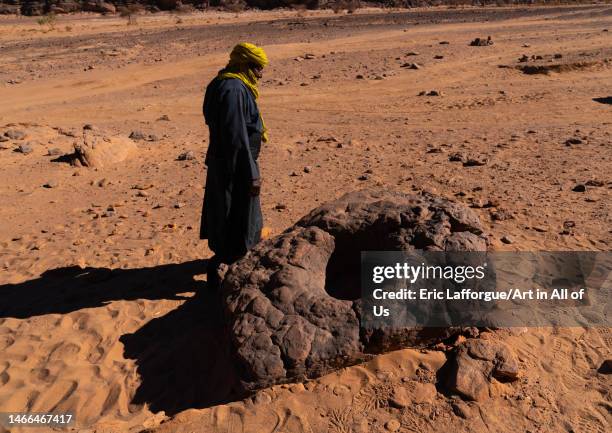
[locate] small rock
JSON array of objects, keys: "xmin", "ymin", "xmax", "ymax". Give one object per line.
[
  {"xmin": 289, "ymin": 171, "xmax": 299, "ymax": 177},
  {"xmin": 47, "ymin": 148, "xmax": 62, "ymax": 156},
  {"xmin": 96, "ymin": 178, "xmax": 109, "ymax": 188},
  {"xmin": 572, "ymin": 184, "xmax": 586, "ymax": 192},
  {"xmin": 4, "ymin": 129, "xmax": 26, "ymax": 140},
  {"xmin": 565, "ymin": 138, "xmax": 582, "ymax": 146},
  {"xmin": 389, "ymin": 387, "xmax": 410, "ymax": 408},
  {"xmin": 129, "ymin": 130, "xmax": 146, "ymax": 140},
  {"xmin": 253, "ymin": 392, "xmax": 272, "ymax": 405},
  {"xmin": 463, "ymin": 157, "xmax": 488, "ymax": 167},
  {"xmin": 585, "ymin": 179, "xmax": 603, "ymax": 187},
  {"xmin": 15, "ymin": 143, "xmax": 33, "ymax": 154},
  {"xmin": 451, "ymin": 400, "xmax": 472, "ymax": 419},
  {"xmin": 470, "ymin": 36, "xmax": 493, "ymax": 46},
  {"xmin": 385, "ymin": 419, "xmax": 400, "ymax": 432},
  {"xmin": 275, "ymin": 203, "xmax": 287, "ymax": 211},
  {"xmin": 303, "ymin": 166, "xmax": 312, "ymax": 173},
  {"xmin": 177, "ymin": 150, "xmax": 196, "ymax": 161},
  {"xmin": 136, "ymin": 190, "xmax": 149, "ymax": 197},
  {"xmin": 439, "ymin": 41, "xmax": 450, "ymax": 45},
  {"xmin": 157, "ymin": 114, "xmax": 170, "ymax": 121},
  {"xmin": 43, "ymin": 180, "xmax": 59, "ymax": 188},
  {"xmin": 491, "ymin": 209, "xmax": 513, "ymax": 221},
  {"xmin": 304, "ymin": 53, "xmax": 316, "ymax": 59},
  {"xmin": 0, "ymin": 135, "xmax": 8, "ymax": 142},
  {"xmin": 355, "ymin": 74, "xmax": 364, "ymax": 79},
  {"xmin": 401, "ymin": 62, "xmax": 421, "ymax": 69},
  {"xmin": 501, "ymin": 235, "xmax": 513, "ymax": 244},
  {"xmin": 406, "ymin": 51, "xmax": 420, "ymax": 56},
  {"xmin": 563, "ymin": 220, "xmax": 576, "ymax": 230},
  {"xmin": 444, "ymin": 339, "xmax": 519, "ymax": 401},
  {"xmin": 174, "ymin": 202, "xmax": 185, "ymax": 209},
  {"xmin": 553, "ymin": 53, "xmax": 563, "ymax": 59},
  {"xmin": 434, "ymin": 55, "xmax": 444, "ymax": 59},
  {"xmin": 358, "ymin": 174, "xmax": 370, "ymax": 181},
  {"xmin": 449, "ymin": 153, "xmax": 465, "ymax": 162}
]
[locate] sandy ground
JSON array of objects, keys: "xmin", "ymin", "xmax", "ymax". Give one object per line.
[{"xmin": 0, "ymin": 5, "xmax": 610, "ymax": 433}]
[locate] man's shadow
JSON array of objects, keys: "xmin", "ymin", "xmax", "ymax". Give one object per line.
[{"xmin": 0, "ymin": 260, "xmax": 245, "ymax": 415}]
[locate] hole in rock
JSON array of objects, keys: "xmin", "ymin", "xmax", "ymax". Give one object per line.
[{"xmin": 324, "ymin": 221, "xmax": 404, "ymax": 301}]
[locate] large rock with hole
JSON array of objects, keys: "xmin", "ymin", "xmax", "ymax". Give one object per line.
[
  {"xmin": 70, "ymin": 126, "xmax": 137, "ymax": 168},
  {"xmin": 222, "ymin": 189, "xmax": 488, "ymax": 391}
]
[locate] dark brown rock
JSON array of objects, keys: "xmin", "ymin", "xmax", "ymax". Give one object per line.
[
  {"xmin": 444, "ymin": 338, "xmax": 519, "ymax": 401},
  {"xmin": 222, "ymin": 189, "xmax": 488, "ymax": 391}
]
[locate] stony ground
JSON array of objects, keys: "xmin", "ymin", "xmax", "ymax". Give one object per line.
[{"xmin": 0, "ymin": 5, "xmax": 610, "ymax": 433}]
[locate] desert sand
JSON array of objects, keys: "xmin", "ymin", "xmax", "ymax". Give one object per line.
[{"xmin": 0, "ymin": 5, "xmax": 610, "ymax": 433}]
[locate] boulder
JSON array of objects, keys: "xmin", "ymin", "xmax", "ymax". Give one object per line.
[
  {"xmin": 443, "ymin": 338, "xmax": 520, "ymax": 401},
  {"xmin": 222, "ymin": 189, "xmax": 488, "ymax": 391},
  {"xmin": 0, "ymin": 3, "xmax": 21, "ymax": 14},
  {"xmin": 82, "ymin": 1, "xmax": 116, "ymax": 13},
  {"xmin": 69, "ymin": 126, "xmax": 137, "ymax": 168}
]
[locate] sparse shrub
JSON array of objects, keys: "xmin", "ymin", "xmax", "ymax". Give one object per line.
[
  {"xmin": 219, "ymin": 0, "xmax": 246, "ymax": 12},
  {"xmin": 118, "ymin": 5, "xmax": 141, "ymax": 25},
  {"xmin": 332, "ymin": 0, "xmax": 360, "ymax": 14},
  {"xmin": 37, "ymin": 13, "xmax": 57, "ymax": 31}
]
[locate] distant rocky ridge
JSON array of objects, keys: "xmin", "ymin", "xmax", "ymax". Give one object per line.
[{"xmin": 0, "ymin": 1, "xmax": 592, "ymax": 17}]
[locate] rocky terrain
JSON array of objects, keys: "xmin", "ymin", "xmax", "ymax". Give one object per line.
[
  {"xmin": 0, "ymin": 1, "xmax": 601, "ymax": 16},
  {"xmin": 0, "ymin": 4, "xmax": 610, "ymax": 433}
]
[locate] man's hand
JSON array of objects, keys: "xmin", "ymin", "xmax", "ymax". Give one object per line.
[{"xmin": 250, "ymin": 178, "xmax": 262, "ymax": 196}]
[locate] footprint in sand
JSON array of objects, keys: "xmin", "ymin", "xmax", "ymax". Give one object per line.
[
  {"xmin": 574, "ymin": 413, "xmax": 606, "ymax": 433},
  {"xmin": 595, "ymin": 328, "xmax": 612, "ymax": 349},
  {"xmin": 212, "ymin": 405, "xmax": 246, "ymax": 433},
  {"xmin": 327, "ymin": 408, "xmax": 352, "ymax": 433},
  {"xmin": 352, "ymin": 382, "xmax": 393, "ymax": 412},
  {"xmin": 271, "ymin": 407, "xmax": 314, "ymax": 433}
]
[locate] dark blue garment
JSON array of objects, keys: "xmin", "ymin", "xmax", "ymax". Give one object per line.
[{"xmin": 200, "ymin": 77, "xmax": 264, "ymax": 261}]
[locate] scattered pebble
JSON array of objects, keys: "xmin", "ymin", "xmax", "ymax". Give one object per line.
[
  {"xmin": 385, "ymin": 419, "xmax": 400, "ymax": 432},
  {"xmin": 177, "ymin": 150, "xmax": 196, "ymax": 161},
  {"xmin": 565, "ymin": 138, "xmax": 582, "ymax": 146},
  {"xmin": 15, "ymin": 143, "xmax": 33, "ymax": 154},
  {"xmin": 5, "ymin": 129, "xmax": 26, "ymax": 140}
]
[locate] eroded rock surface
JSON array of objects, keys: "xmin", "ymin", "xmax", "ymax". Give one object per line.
[
  {"xmin": 69, "ymin": 126, "xmax": 137, "ymax": 168},
  {"xmin": 444, "ymin": 337, "xmax": 520, "ymax": 401},
  {"xmin": 222, "ymin": 189, "xmax": 488, "ymax": 391}
]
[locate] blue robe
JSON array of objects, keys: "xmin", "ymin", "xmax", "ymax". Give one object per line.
[{"xmin": 200, "ymin": 77, "xmax": 263, "ymax": 262}]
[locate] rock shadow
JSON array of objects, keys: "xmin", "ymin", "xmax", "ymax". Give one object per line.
[
  {"xmin": 593, "ymin": 96, "xmax": 612, "ymax": 105},
  {"xmin": 120, "ymin": 288, "xmax": 244, "ymax": 415}
]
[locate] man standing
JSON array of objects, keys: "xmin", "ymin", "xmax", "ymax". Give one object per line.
[{"xmin": 200, "ymin": 42, "xmax": 269, "ymax": 288}]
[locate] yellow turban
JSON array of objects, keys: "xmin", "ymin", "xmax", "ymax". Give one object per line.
[
  {"xmin": 228, "ymin": 42, "xmax": 269, "ymax": 68},
  {"xmin": 218, "ymin": 42, "xmax": 269, "ymax": 142}
]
